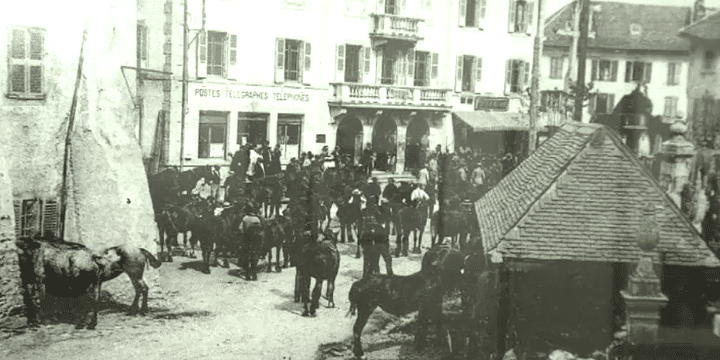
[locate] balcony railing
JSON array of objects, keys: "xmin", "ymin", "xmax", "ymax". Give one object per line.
[
  {"xmin": 330, "ymin": 82, "xmax": 450, "ymax": 108},
  {"xmin": 370, "ymin": 13, "xmax": 424, "ymax": 41}
]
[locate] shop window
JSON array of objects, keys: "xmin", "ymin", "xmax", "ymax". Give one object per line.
[
  {"xmin": 8, "ymin": 26, "xmax": 45, "ymax": 99},
  {"xmin": 13, "ymin": 198, "xmax": 60, "ymax": 238},
  {"xmin": 275, "ymin": 38, "xmax": 311, "ymax": 84},
  {"xmin": 505, "ymin": 59, "xmax": 530, "ymax": 94},
  {"xmin": 508, "ymin": 0, "xmax": 533, "ymax": 34},
  {"xmin": 459, "ymin": 0, "xmax": 487, "ymax": 28},
  {"xmin": 237, "ymin": 113, "xmax": 268, "ymax": 147},
  {"xmin": 198, "ymin": 111, "xmax": 227, "ymax": 159},
  {"xmin": 625, "ymin": 61, "xmax": 652, "ymax": 83},
  {"xmin": 667, "ymin": 63, "xmax": 681, "ymax": 85},
  {"xmin": 549, "ymin": 57, "xmax": 563, "ymax": 79},
  {"xmin": 455, "ymin": 55, "xmax": 482, "ymax": 93},
  {"xmin": 591, "ymin": 59, "xmax": 618, "ymax": 82}
]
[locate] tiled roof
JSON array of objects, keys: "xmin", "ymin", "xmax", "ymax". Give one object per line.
[
  {"xmin": 544, "ymin": 1, "xmax": 691, "ymax": 52},
  {"xmin": 475, "ymin": 122, "xmax": 720, "ymax": 267},
  {"xmin": 679, "ymin": 10, "xmax": 720, "ymax": 40}
]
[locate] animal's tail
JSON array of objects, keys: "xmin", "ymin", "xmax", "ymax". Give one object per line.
[
  {"xmin": 346, "ymin": 281, "xmax": 360, "ymax": 317},
  {"xmin": 140, "ymin": 248, "xmax": 162, "ymax": 269}
]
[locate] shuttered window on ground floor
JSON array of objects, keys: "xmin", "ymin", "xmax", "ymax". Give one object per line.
[{"xmin": 13, "ymin": 198, "xmax": 60, "ymax": 239}]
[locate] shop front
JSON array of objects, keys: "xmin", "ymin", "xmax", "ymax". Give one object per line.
[{"xmin": 183, "ymin": 82, "xmax": 326, "ymax": 168}]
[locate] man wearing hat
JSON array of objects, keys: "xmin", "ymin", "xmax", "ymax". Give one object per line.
[
  {"xmin": 360, "ymin": 195, "xmax": 392, "ymax": 277},
  {"xmin": 238, "ymin": 202, "xmax": 264, "ymax": 281},
  {"xmin": 471, "ymin": 161, "xmax": 487, "ymax": 198}
]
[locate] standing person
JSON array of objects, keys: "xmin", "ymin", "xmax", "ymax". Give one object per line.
[
  {"xmin": 417, "ymin": 164, "xmax": 430, "ymax": 188},
  {"xmin": 362, "ymin": 143, "xmax": 373, "ymax": 176},
  {"xmin": 270, "ymin": 144, "xmax": 282, "ymax": 175},
  {"xmin": 298, "ymin": 152, "xmax": 306, "ymax": 169},
  {"xmin": 247, "ymin": 144, "xmax": 264, "ymax": 182},
  {"xmin": 471, "ymin": 161, "xmax": 486, "ymax": 200},
  {"xmin": 262, "ymin": 141, "xmax": 272, "ymax": 169},
  {"xmin": 303, "ymin": 152, "xmax": 313, "ymax": 168},
  {"xmin": 332, "ymin": 145, "xmax": 342, "ymax": 168},
  {"xmin": 238, "ymin": 203, "xmax": 264, "ymax": 281},
  {"xmin": 286, "ymin": 157, "xmax": 298, "ymax": 175},
  {"xmin": 363, "ymin": 177, "xmax": 381, "ymax": 205},
  {"xmin": 457, "ymin": 158, "xmax": 469, "ymax": 200}
]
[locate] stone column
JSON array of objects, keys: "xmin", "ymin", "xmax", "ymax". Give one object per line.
[
  {"xmin": 396, "ymin": 125, "xmax": 407, "ymax": 174},
  {"xmin": 620, "ymin": 204, "xmax": 669, "ymax": 345},
  {"xmin": 657, "ymin": 121, "xmax": 695, "ymax": 207}
]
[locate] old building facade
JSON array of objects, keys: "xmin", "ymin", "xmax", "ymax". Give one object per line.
[{"xmin": 151, "ymin": 0, "xmax": 537, "ymax": 176}]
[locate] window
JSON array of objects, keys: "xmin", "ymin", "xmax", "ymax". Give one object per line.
[
  {"xmin": 381, "ymin": 49, "xmax": 406, "ymax": 85},
  {"xmin": 344, "ymin": 45, "xmax": 362, "ymax": 83},
  {"xmin": 13, "ymin": 198, "xmax": 60, "ymax": 238},
  {"xmin": 508, "ymin": 0, "xmax": 534, "ymax": 34},
  {"xmin": 414, "ymin": 51, "xmax": 438, "ymax": 87},
  {"xmin": 275, "ymin": 38, "xmax": 311, "ymax": 83},
  {"xmin": 198, "ymin": 31, "xmax": 237, "ymax": 79},
  {"xmin": 8, "ymin": 26, "xmax": 45, "ymax": 99},
  {"xmin": 625, "ymin": 61, "xmax": 652, "ymax": 83},
  {"xmin": 237, "ymin": 113, "xmax": 268, "ymax": 147},
  {"xmin": 137, "ymin": 22, "xmax": 148, "ymax": 61},
  {"xmin": 385, "ymin": 0, "xmax": 397, "ymax": 14},
  {"xmin": 591, "ymin": 59, "xmax": 618, "ymax": 82},
  {"xmin": 704, "ymin": 51, "xmax": 716, "ymax": 71},
  {"xmin": 336, "ymin": 44, "xmax": 370, "ymax": 83},
  {"xmin": 549, "ymin": 57, "xmax": 564, "ymax": 79},
  {"xmin": 505, "ymin": 59, "xmax": 530, "ymax": 94},
  {"xmin": 277, "ymin": 114, "xmax": 303, "ymax": 162},
  {"xmin": 459, "ymin": 0, "xmax": 487, "ymax": 28},
  {"xmin": 664, "ymin": 96, "xmax": 679, "ymax": 118},
  {"xmin": 455, "ymin": 55, "xmax": 482, "ymax": 93},
  {"xmin": 198, "ymin": 111, "xmax": 227, "ymax": 159},
  {"xmin": 667, "ymin": 63, "xmax": 681, "ymax": 85},
  {"xmin": 591, "ymin": 93, "xmax": 615, "ymax": 114}
]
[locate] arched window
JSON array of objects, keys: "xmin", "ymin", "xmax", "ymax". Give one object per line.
[{"xmin": 704, "ymin": 51, "xmax": 716, "ymax": 70}]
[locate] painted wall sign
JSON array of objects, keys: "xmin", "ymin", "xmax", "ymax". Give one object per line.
[
  {"xmin": 193, "ymin": 86, "xmax": 310, "ymax": 103},
  {"xmin": 475, "ymin": 97, "xmax": 510, "ymax": 112}
]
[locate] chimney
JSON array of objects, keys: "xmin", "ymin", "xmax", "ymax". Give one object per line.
[{"xmin": 657, "ymin": 121, "xmax": 695, "ymax": 207}]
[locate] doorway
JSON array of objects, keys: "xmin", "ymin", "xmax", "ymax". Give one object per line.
[
  {"xmin": 372, "ymin": 116, "xmax": 397, "ymax": 172},
  {"xmin": 336, "ymin": 116, "xmax": 363, "ymax": 165},
  {"xmin": 405, "ymin": 117, "xmax": 429, "ymax": 171}
]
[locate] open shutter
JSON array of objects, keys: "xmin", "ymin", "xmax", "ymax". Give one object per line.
[
  {"xmin": 675, "ymin": 63, "xmax": 682, "ymax": 85},
  {"xmin": 431, "ymin": 53, "xmax": 439, "ymax": 86},
  {"xmin": 424, "ymin": 53, "xmax": 432, "ymax": 87},
  {"xmin": 590, "ymin": 60, "xmax": 597, "ymax": 81},
  {"xmin": 13, "ymin": 200, "xmax": 21, "ymax": 238},
  {"xmin": 477, "ymin": 0, "xmax": 486, "ymax": 28},
  {"xmin": 399, "ymin": 0, "xmax": 406, "ymax": 15},
  {"xmin": 407, "ymin": 49, "xmax": 415, "ymax": 86},
  {"xmin": 525, "ymin": 1, "xmax": 535, "ymax": 34},
  {"xmin": 357, "ymin": 45, "xmax": 365, "ymax": 83},
  {"xmin": 378, "ymin": 0, "xmax": 385, "ymax": 12},
  {"xmin": 625, "ymin": 61, "xmax": 632, "ymax": 82},
  {"xmin": 297, "ymin": 42, "xmax": 305, "ymax": 84},
  {"xmin": 611, "ymin": 61, "xmax": 618, "ymax": 81},
  {"xmin": 198, "ymin": 31, "xmax": 207, "ymax": 78},
  {"xmin": 275, "ymin": 38, "xmax": 285, "ymax": 83},
  {"xmin": 458, "ymin": 0, "xmax": 467, "ymax": 27},
  {"xmin": 508, "ymin": 0, "xmax": 517, "ymax": 33},
  {"xmin": 28, "ymin": 29, "xmax": 44, "ymax": 95},
  {"xmin": 41, "ymin": 199, "xmax": 59, "ymax": 238},
  {"xmin": 336, "ymin": 44, "xmax": 345, "ymax": 82},
  {"xmin": 222, "ymin": 34, "xmax": 229, "ymax": 78},
  {"xmin": 363, "ymin": 46, "xmax": 372, "ymax": 83},
  {"xmin": 303, "ymin": 41, "xmax": 312, "ymax": 85},
  {"xmin": 227, "ymin": 34, "xmax": 238, "ymax": 80},
  {"xmin": 523, "ymin": 61, "xmax": 530, "ymax": 90},
  {"xmin": 475, "ymin": 57, "xmax": 483, "ymax": 91},
  {"xmin": 455, "ymin": 55, "xmax": 463, "ymax": 92},
  {"xmin": 644, "ymin": 63, "xmax": 652, "ymax": 83},
  {"xmin": 504, "ymin": 59, "xmax": 513, "ymax": 94},
  {"xmin": 609, "ymin": 94, "xmax": 615, "ymax": 113}
]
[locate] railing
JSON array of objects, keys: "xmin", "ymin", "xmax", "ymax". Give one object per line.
[
  {"xmin": 330, "ymin": 82, "xmax": 450, "ymax": 107},
  {"xmin": 371, "ymin": 13, "xmax": 423, "ymax": 39}
]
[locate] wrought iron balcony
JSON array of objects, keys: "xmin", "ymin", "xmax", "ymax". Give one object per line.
[
  {"xmin": 329, "ymin": 82, "xmax": 451, "ymax": 109},
  {"xmin": 370, "ymin": 13, "xmax": 424, "ymax": 43}
]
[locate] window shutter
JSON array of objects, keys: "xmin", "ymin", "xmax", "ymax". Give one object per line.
[
  {"xmin": 336, "ymin": 44, "xmax": 345, "ymax": 82},
  {"xmin": 476, "ymin": 57, "xmax": 483, "ymax": 82},
  {"xmin": 644, "ymin": 63, "xmax": 652, "ymax": 83},
  {"xmin": 675, "ymin": 63, "xmax": 682, "ymax": 85},
  {"xmin": 41, "ymin": 199, "xmax": 59, "ymax": 238},
  {"xmin": 198, "ymin": 31, "xmax": 207, "ymax": 78},
  {"xmin": 229, "ymin": 34, "xmax": 238, "ymax": 65},
  {"xmin": 504, "ymin": 59, "xmax": 513, "ymax": 94},
  {"xmin": 455, "ymin": 55, "xmax": 463, "ymax": 92},
  {"xmin": 407, "ymin": 49, "xmax": 415, "ymax": 86},
  {"xmin": 611, "ymin": 61, "xmax": 618, "ymax": 81},
  {"xmin": 376, "ymin": 47, "xmax": 384, "ymax": 84},
  {"xmin": 304, "ymin": 42, "xmax": 312, "ymax": 72},
  {"xmin": 474, "ymin": 0, "xmax": 482, "ymax": 27},
  {"xmin": 508, "ymin": 0, "xmax": 517, "ymax": 33},
  {"xmin": 222, "ymin": 34, "xmax": 230, "ymax": 79},
  {"xmin": 525, "ymin": 2, "xmax": 535, "ymax": 34},
  {"xmin": 378, "ymin": 0, "xmax": 385, "ymax": 12},
  {"xmin": 363, "ymin": 47, "xmax": 371, "ymax": 74},
  {"xmin": 425, "ymin": 53, "xmax": 432, "ymax": 87},
  {"xmin": 275, "ymin": 38, "xmax": 285, "ymax": 83},
  {"xmin": 303, "ymin": 41, "xmax": 312, "ymax": 85},
  {"xmin": 523, "ymin": 61, "xmax": 530, "ymax": 89},
  {"xmin": 9, "ymin": 29, "xmax": 26, "ymax": 94},
  {"xmin": 431, "ymin": 53, "xmax": 439, "ymax": 80},
  {"xmin": 591, "ymin": 60, "xmax": 597, "ymax": 81},
  {"xmin": 625, "ymin": 61, "xmax": 632, "ymax": 82},
  {"xmin": 479, "ymin": 0, "xmax": 487, "ymax": 22},
  {"xmin": 458, "ymin": 0, "xmax": 467, "ymax": 27},
  {"xmin": 297, "ymin": 42, "xmax": 305, "ymax": 84},
  {"xmin": 609, "ymin": 94, "xmax": 615, "ymax": 113},
  {"xmin": 13, "ymin": 200, "xmax": 21, "ymax": 238},
  {"xmin": 399, "ymin": 0, "xmax": 406, "ymax": 14},
  {"xmin": 471, "ymin": 56, "xmax": 480, "ymax": 92}
]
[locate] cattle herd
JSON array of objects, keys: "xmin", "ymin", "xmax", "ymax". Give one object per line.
[{"xmin": 12, "ymin": 159, "xmax": 486, "ymax": 359}]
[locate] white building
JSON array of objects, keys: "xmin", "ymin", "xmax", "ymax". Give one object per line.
[
  {"xmin": 146, "ymin": 0, "xmax": 537, "ymax": 176},
  {"xmin": 541, "ymin": 1, "xmax": 691, "ymax": 124}
]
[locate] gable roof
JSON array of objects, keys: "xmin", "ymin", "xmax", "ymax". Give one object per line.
[
  {"xmin": 474, "ymin": 122, "xmax": 720, "ymax": 267},
  {"xmin": 679, "ymin": 10, "xmax": 720, "ymax": 40},
  {"xmin": 544, "ymin": 1, "xmax": 691, "ymax": 52}
]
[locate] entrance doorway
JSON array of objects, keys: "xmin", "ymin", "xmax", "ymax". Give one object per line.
[
  {"xmin": 372, "ymin": 116, "xmax": 397, "ymax": 172},
  {"xmin": 237, "ymin": 113, "xmax": 268, "ymax": 148},
  {"xmin": 336, "ymin": 116, "xmax": 363, "ymax": 165},
  {"xmin": 405, "ymin": 118, "xmax": 429, "ymax": 171}
]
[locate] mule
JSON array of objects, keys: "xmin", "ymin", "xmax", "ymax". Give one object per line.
[
  {"xmin": 396, "ymin": 200, "xmax": 428, "ymax": 256},
  {"xmin": 263, "ymin": 216, "xmax": 291, "ymax": 273},
  {"xmin": 292, "ymin": 235, "xmax": 340, "ymax": 317},
  {"xmin": 192, "ymin": 205, "xmax": 242, "ymax": 274},
  {"xmin": 155, "ymin": 200, "xmax": 209, "ymax": 262},
  {"xmin": 337, "ymin": 191, "xmax": 363, "ymax": 245},
  {"xmin": 16, "ymin": 236, "xmax": 162, "ymax": 329}
]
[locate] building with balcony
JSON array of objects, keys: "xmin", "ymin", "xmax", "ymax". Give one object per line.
[
  {"xmin": 149, "ymin": 0, "xmax": 537, "ymax": 176},
  {"xmin": 541, "ymin": 1, "xmax": 692, "ymax": 135}
]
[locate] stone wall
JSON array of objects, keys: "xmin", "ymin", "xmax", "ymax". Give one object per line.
[{"xmin": 0, "ymin": 157, "xmax": 22, "ymax": 319}]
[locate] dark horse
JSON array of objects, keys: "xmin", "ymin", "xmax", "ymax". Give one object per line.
[
  {"xmin": 193, "ymin": 204, "xmax": 243, "ymax": 274},
  {"xmin": 263, "ymin": 214, "xmax": 293, "ymax": 273},
  {"xmin": 155, "ymin": 199, "xmax": 210, "ymax": 262},
  {"xmin": 16, "ymin": 236, "xmax": 162, "ymax": 329},
  {"xmin": 396, "ymin": 198, "xmax": 429, "ymax": 256},
  {"xmin": 292, "ymin": 234, "xmax": 340, "ymax": 317}
]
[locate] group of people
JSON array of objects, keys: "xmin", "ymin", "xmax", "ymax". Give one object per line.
[{"xmin": 229, "ymin": 141, "xmax": 283, "ymax": 183}]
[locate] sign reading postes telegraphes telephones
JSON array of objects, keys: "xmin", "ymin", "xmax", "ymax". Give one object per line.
[{"xmin": 474, "ymin": 96, "xmax": 510, "ymax": 112}]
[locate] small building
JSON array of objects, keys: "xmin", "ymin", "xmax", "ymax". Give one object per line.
[{"xmin": 473, "ymin": 122, "xmax": 720, "ymax": 357}]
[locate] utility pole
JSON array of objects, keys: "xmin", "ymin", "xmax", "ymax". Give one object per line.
[
  {"xmin": 564, "ymin": 1, "xmax": 580, "ymax": 93},
  {"xmin": 529, "ymin": 0, "xmax": 545, "ymax": 154},
  {"xmin": 179, "ymin": 0, "xmax": 188, "ymax": 171},
  {"xmin": 573, "ymin": 0, "xmax": 590, "ymax": 122}
]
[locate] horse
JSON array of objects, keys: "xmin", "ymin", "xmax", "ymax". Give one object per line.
[
  {"xmin": 15, "ymin": 236, "xmax": 162, "ymax": 329},
  {"xmin": 292, "ymin": 234, "xmax": 340, "ymax": 317},
  {"xmin": 148, "ymin": 165, "xmax": 218, "ymax": 214},
  {"xmin": 239, "ymin": 218, "xmax": 266, "ymax": 281},
  {"xmin": 155, "ymin": 199, "xmax": 210, "ymax": 262},
  {"xmin": 255, "ymin": 175, "xmax": 283, "ymax": 218},
  {"xmin": 347, "ymin": 271, "xmax": 441, "ymax": 359},
  {"xmin": 192, "ymin": 204, "xmax": 242, "ymax": 274},
  {"xmin": 336, "ymin": 190, "xmax": 363, "ymax": 245},
  {"xmin": 263, "ymin": 215, "xmax": 291, "ymax": 273},
  {"xmin": 430, "ymin": 207, "xmax": 469, "ymax": 249},
  {"xmin": 396, "ymin": 198, "xmax": 429, "ymax": 256}
]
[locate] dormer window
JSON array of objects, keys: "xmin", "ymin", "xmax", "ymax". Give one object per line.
[{"xmin": 630, "ymin": 24, "xmax": 641, "ymax": 36}]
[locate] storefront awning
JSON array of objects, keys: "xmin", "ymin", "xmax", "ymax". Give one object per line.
[{"xmin": 453, "ymin": 111, "xmax": 529, "ymax": 132}]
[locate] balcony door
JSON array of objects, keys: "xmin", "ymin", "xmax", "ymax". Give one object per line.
[
  {"xmin": 380, "ymin": 48, "xmax": 406, "ymax": 85},
  {"xmin": 385, "ymin": 0, "xmax": 398, "ymax": 14},
  {"xmin": 344, "ymin": 45, "xmax": 362, "ymax": 83}
]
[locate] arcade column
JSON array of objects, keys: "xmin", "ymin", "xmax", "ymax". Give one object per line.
[{"xmin": 395, "ymin": 125, "xmax": 407, "ymax": 174}]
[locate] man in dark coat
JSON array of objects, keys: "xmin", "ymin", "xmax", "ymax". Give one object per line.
[
  {"xmin": 363, "ymin": 177, "xmax": 381, "ymax": 206},
  {"xmin": 362, "ymin": 143, "xmax": 373, "ymax": 176},
  {"xmin": 269, "ymin": 144, "xmax": 282, "ymax": 175}
]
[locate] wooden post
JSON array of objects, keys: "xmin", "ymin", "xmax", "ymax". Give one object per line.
[
  {"xmin": 573, "ymin": 0, "xmax": 590, "ymax": 122},
  {"xmin": 529, "ymin": 0, "xmax": 545, "ymax": 154},
  {"xmin": 59, "ymin": 18, "xmax": 89, "ymax": 240}
]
